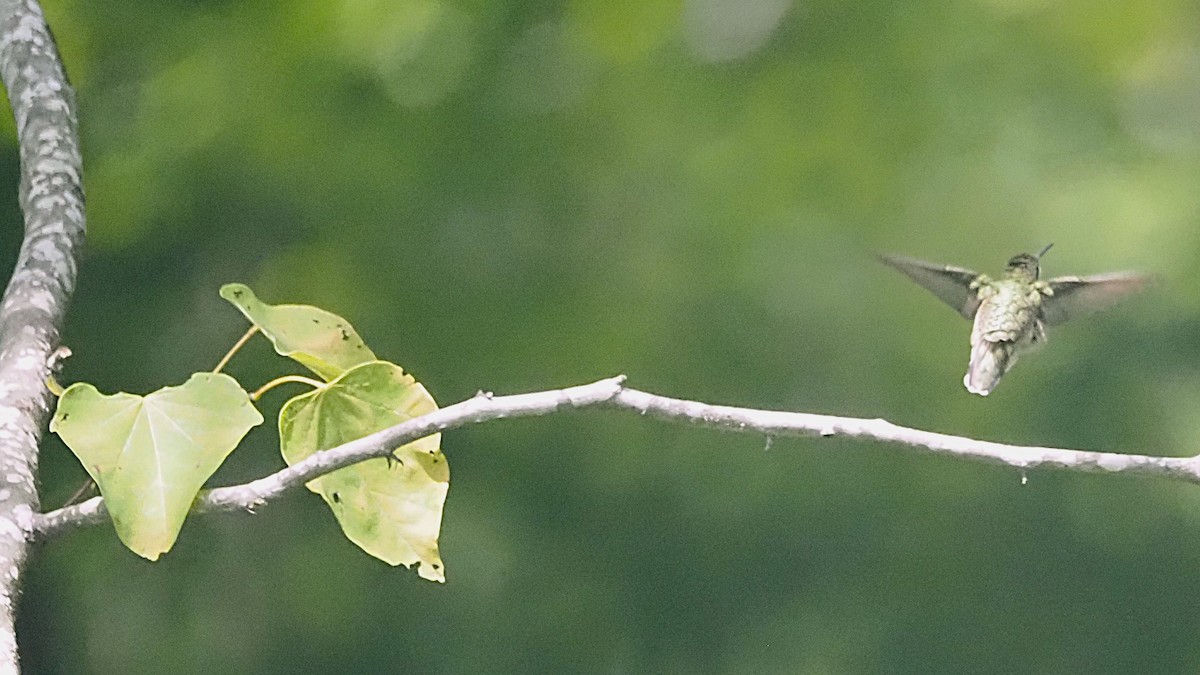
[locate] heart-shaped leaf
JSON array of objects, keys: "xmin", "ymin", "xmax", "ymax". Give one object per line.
[
  {"xmin": 219, "ymin": 283, "xmax": 376, "ymax": 381},
  {"xmin": 50, "ymin": 373, "xmax": 263, "ymax": 560},
  {"xmin": 280, "ymin": 360, "xmax": 447, "ymax": 581}
]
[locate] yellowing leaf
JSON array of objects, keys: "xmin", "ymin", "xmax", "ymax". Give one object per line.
[
  {"xmin": 280, "ymin": 360, "xmax": 448, "ymax": 582},
  {"xmin": 219, "ymin": 283, "xmax": 376, "ymax": 381},
  {"xmin": 49, "ymin": 373, "xmax": 263, "ymax": 560}
]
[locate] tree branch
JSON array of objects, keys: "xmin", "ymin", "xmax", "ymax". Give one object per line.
[
  {"xmin": 0, "ymin": 0, "xmax": 86, "ymax": 670},
  {"xmin": 32, "ymin": 375, "xmax": 1200, "ymax": 539}
]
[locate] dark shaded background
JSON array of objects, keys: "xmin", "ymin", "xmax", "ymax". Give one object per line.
[{"xmin": 9, "ymin": 0, "xmax": 1200, "ymax": 672}]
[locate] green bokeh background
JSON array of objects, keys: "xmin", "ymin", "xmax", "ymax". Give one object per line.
[{"xmin": 10, "ymin": 0, "xmax": 1200, "ymax": 672}]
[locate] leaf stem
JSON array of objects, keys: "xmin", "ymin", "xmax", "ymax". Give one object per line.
[
  {"xmin": 251, "ymin": 375, "xmax": 323, "ymax": 401},
  {"xmin": 59, "ymin": 478, "xmax": 94, "ymax": 509},
  {"xmin": 213, "ymin": 326, "xmax": 260, "ymax": 374}
]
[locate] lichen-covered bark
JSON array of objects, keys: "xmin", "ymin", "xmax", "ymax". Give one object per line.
[{"xmin": 0, "ymin": 0, "xmax": 85, "ymax": 671}]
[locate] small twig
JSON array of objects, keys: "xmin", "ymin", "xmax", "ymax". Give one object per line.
[
  {"xmin": 212, "ymin": 326, "xmax": 259, "ymax": 375},
  {"xmin": 30, "ymin": 375, "xmax": 1200, "ymax": 540}
]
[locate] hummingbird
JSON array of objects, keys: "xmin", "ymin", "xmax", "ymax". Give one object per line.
[{"xmin": 879, "ymin": 245, "xmax": 1148, "ymax": 396}]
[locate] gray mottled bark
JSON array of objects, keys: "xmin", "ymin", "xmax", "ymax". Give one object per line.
[{"xmin": 0, "ymin": 0, "xmax": 84, "ymax": 671}]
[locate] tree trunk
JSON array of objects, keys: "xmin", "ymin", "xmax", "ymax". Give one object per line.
[{"xmin": 0, "ymin": 1, "xmax": 86, "ymax": 671}]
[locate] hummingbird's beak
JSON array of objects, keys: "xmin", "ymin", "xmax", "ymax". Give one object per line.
[{"xmin": 1037, "ymin": 243, "xmax": 1054, "ymax": 259}]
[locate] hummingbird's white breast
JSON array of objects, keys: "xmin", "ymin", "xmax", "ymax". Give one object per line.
[{"xmin": 971, "ymin": 278, "xmax": 1045, "ymax": 346}]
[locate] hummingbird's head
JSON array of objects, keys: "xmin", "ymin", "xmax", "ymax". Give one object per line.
[
  {"xmin": 1004, "ymin": 253, "xmax": 1041, "ymax": 281},
  {"xmin": 1004, "ymin": 244, "xmax": 1053, "ymax": 282}
]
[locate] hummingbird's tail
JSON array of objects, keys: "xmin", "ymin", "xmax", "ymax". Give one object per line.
[{"xmin": 964, "ymin": 340, "xmax": 1016, "ymax": 396}]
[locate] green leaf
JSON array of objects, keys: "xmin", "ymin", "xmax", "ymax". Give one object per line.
[
  {"xmin": 280, "ymin": 360, "xmax": 448, "ymax": 582},
  {"xmin": 219, "ymin": 283, "xmax": 376, "ymax": 381},
  {"xmin": 49, "ymin": 373, "xmax": 264, "ymax": 560}
]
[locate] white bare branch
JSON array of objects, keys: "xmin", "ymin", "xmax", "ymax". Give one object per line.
[{"xmin": 32, "ymin": 375, "xmax": 1199, "ymax": 540}]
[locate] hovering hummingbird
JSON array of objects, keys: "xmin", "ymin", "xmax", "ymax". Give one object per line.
[{"xmin": 879, "ymin": 245, "xmax": 1148, "ymax": 396}]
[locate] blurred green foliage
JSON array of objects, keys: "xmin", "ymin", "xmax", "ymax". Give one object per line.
[{"xmin": 10, "ymin": 0, "xmax": 1200, "ymax": 671}]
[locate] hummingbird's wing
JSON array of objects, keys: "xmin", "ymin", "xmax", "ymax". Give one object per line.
[
  {"xmin": 1041, "ymin": 272, "xmax": 1150, "ymax": 325},
  {"xmin": 878, "ymin": 254, "xmax": 982, "ymax": 319}
]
